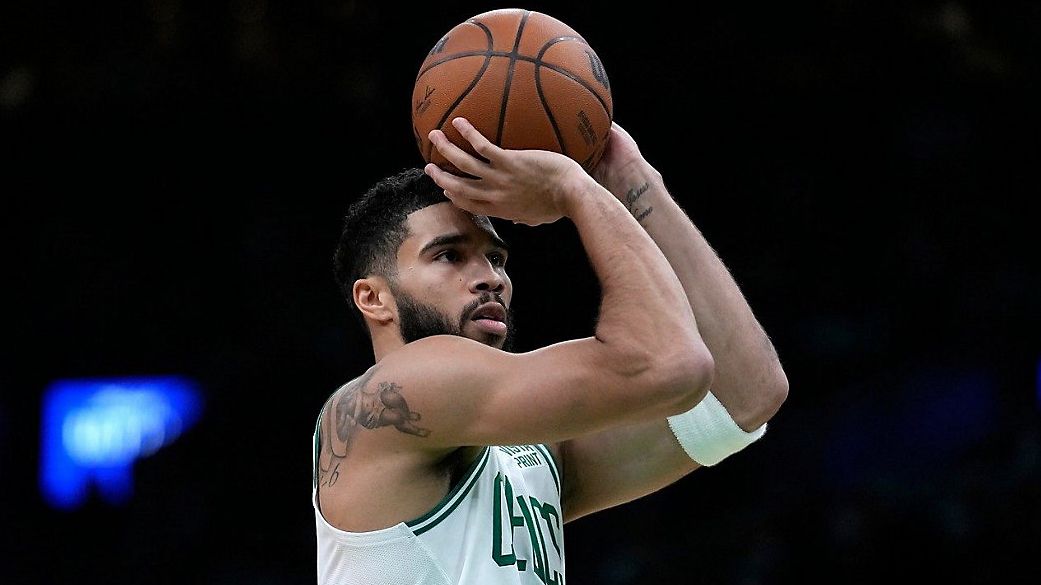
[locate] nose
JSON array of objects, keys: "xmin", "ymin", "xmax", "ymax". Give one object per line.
[{"xmin": 468, "ymin": 259, "xmax": 506, "ymax": 294}]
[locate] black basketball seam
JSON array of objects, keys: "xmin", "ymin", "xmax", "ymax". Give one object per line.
[
  {"xmin": 537, "ymin": 66, "xmax": 607, "ymax": 159},
  {"xmin": 415, "ymin": 21, "xmax": 612, "ymax": 163},
  {"xmin": 417, "ymin": 52, "xmax": 612, "ymax": 124},
  {"xmin": 491, "ymin": 10, "xmax": 528, "ymax": 145},
  {"xmin": 535, "ymin": 63, "xmax": 568, "ymax": 158},
  {"xmin": 425, "ymin": 21, "xmax": 495, "ymax": 162},
  {"xmin": 496, "ymin": 10, "xmax": 530, "ymax": 146},
  {"xmin": 534, "ymin": 36, "xmax": 610, "ymax": 165},
  {"xmin": 537, "ymin": 62, "xmax": 612, "ymax": 123},
  {"xmin": 536, "ymin": 37, "xmax": 612, "ymax": 121}
]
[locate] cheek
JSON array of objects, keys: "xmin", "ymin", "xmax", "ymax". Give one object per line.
[
  {"xmin": 502, "ymin": 274, "xmax": 514, "ymax": 302},
  {"xmin": 416, "ymin": 269, "xmax": 461, "ymax": 300},
  {"xmin": 402, "ymin": 267, "xmax": 452, "ymax": 300},
  {"xmin": 420, "ymin": 280, "xmax": 449, "ymax": 298},
  {"xmin": 416, "ymin": 264, "xmax": 454, "ymax": 285}
]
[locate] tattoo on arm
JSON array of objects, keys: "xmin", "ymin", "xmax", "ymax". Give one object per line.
[
  {"xmin": 340, "ymin": 381, "xmax": 432, "ymax": 437},
  {"xmin": 318, "ymin": 368, "xmax": 431, "ymax": 487},
  {"xmin": 624, "ymin": 182, "xmax": 653, "ymax": 222}
]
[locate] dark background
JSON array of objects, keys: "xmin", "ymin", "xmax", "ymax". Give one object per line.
[{"xmin": 3, "ymin": 1, "xmax": 1039, "ymax": 583}]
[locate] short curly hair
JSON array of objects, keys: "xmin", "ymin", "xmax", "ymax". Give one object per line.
[{"xmin": 333, "ymin": 168, "xmax": 450, "ymax": 330}]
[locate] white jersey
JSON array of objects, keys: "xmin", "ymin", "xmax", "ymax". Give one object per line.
[{"xmin": 312, "ymin": 411, "xmax": 565, "ymax": 585}]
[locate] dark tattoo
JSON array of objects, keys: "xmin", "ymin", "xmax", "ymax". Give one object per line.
[
  {"xmin": 318, "ymin": 368, "xmax": 431, "ymax": 488},
  {"xmin": 318, "ymin": 417, "xmax": 343, "ymax": 487},
  {"xmin": 337, "ymin": 381, "xmax": 432, "ymax": 438},
  {"xmin": 624, "ymin": 182, "xmax": 654, "ymax": 222},
  {"xmin": 624, "ymin": 182, "xmax": 649, "ymax": 210}
]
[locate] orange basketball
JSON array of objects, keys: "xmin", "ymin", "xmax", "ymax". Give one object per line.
[{"xmin": 411, "ymin": 8, "xmax": 613, "ymax": 174}]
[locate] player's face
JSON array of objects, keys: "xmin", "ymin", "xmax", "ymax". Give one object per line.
[{"xmin": 393, "ymin": 203, "xmax": 514, "ymax": 350}]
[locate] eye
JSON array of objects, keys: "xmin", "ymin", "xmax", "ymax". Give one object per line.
[
  {"xmin": 488, "ymin": 252, "xmax": 507, "ymax": 267},
  {"xmin": 434, "ymin": 249, "xmax": 460, "ymax": 263}
]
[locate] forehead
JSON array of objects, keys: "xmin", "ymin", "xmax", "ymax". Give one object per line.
[{"xmin": 401, "ymin": 202, "xmax": 501, "ymax": 249}]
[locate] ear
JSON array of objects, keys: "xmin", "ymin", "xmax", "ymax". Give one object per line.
[{"xmin": 353, "ymin": 277, "xmax": 396, "ymax": 325}]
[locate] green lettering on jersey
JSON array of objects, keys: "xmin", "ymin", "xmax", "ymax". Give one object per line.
[
  {"xmin": 492, "ymin": 474, "xmax": 564, "ymax": 584},
  {"xmin": 492, "ymin": 472, "xmax": 527, "ymax": 570},
  {"xmin": 517, "ymin": 496, "xmax": 551, "ymax": 583},
  {"xmin": 529, "ymin": 497, "xmax": 563, "ymax": 557}
]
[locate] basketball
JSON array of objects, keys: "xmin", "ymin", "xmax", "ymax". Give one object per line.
[{"xmin": 411, "ymin": 9, "xmax": 613, "ymax": 174}]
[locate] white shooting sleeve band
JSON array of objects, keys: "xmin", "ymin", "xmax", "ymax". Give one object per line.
[{"xmin": 667, "ymin": 391, "xmax": 767, "ymax": 466}]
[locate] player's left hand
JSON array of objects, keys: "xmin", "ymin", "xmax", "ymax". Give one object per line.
[{"xmin": 589, "ymin": 123, "xmax": 658, "ymax": 202}]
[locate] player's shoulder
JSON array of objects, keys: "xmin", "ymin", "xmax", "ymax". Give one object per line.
[
  {"xmin": 400, "ymin": 333, "xmax": 497, "ymax": 353},
  {"xmin": 370, "ymin": 335, "xmax": 522, "ymax": 393},
  {"xmin": 381, "ymin": 334, "xmax": 508, "ymax": 368}
]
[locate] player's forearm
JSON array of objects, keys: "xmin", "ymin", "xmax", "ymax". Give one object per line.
[
  {"xmin": 613, "ymin": 167, "xmax": 787, "ymax": 431},
  {"xmin": 562, "ymin": 174, "xmax": 713, "ymax": 399}
]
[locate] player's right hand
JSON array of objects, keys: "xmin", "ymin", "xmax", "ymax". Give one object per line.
[{"xmin": 424, "ymin": 117, "xmax": 589, "ymax": 226}]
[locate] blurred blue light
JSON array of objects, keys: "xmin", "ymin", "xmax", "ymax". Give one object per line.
[{"xmin": 40, "ymin": 376, "xmax": 202, "ymax": 509}]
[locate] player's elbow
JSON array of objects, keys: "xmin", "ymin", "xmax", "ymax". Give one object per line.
[
  {"xmin": 653, "ymin": 345, "xmax": 715, "ymax": 413},
  {"xmin": 602, "ymin": 337, "xmax": 714, "ymax": 414},
  {"xmin": 736, "ymin": 363, "xmax": 789, "ymax": 431},
  {"xmin": 760, "ymin": 366, "xmax": 790, "ymax": 421}
]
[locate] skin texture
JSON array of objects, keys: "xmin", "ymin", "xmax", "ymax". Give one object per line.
[
  {"xmin": 558, "ymin": 123, "xmax": 789, "ymax": 521},
  {"xmin": 317, "ymin": 116, "xmax": 783, "ymax": 534}
]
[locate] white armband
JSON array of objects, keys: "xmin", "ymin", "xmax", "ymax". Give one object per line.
[{"xmin": 667, "ymin": 391, "xmax": 767, "ymax": 466}]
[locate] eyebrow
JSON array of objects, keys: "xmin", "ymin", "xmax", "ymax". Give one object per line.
[{"xmin": 418, "ymin": 232, "xmax": 510, "ymax": 256}]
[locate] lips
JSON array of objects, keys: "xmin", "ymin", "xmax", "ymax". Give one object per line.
[
  {"xmin": 470, "ymin": 302, "xmax": 507, "ymax": 323},
  {"xmin": 470, "ymin": 302, "xmax": 508, "ymax": 336}
]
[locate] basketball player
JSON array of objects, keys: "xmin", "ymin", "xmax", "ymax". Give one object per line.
[{"xmin": 313, "ymin": 117, "xmax": 788, "ymax": 584}]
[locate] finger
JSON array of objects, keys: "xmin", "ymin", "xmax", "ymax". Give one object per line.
[
  {"xmin": 427, "ymin": 129, "xmax": 488, "ymax": 178},
  {"xmin": 611, "ymin": 121, "xmax": 633, "ymax": 141},
  {"xmin": 422, "ymin": 164, "xmax": 487, "ymax": 207},
  {"xmin": 451, "ymin": 117, "xmax": 504, "ymax": 163},
  {"xmin": 452, "ymin": 198, "xmax": 496, "ymax": 217},
  {"xmin": 439, "ymin": 187, "xmax": 494, "ymax": 216},
  {"xmin": 424, "ymin": 163, "xmax": 478, "ymax": 196}
]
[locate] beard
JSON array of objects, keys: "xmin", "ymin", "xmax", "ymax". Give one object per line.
[{"xmin": 396, "ymin": 289, "xmax": 515, "ymax": 351}]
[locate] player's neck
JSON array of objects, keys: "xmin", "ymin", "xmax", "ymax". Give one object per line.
[{"xmin": 370, "ymin": 324, "xmax": 407, "ymax": 362}]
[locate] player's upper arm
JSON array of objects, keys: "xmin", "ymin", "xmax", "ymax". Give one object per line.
[{"xmin": 366, "ymin": 333, "xmax": 712, "ymax": 450}]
